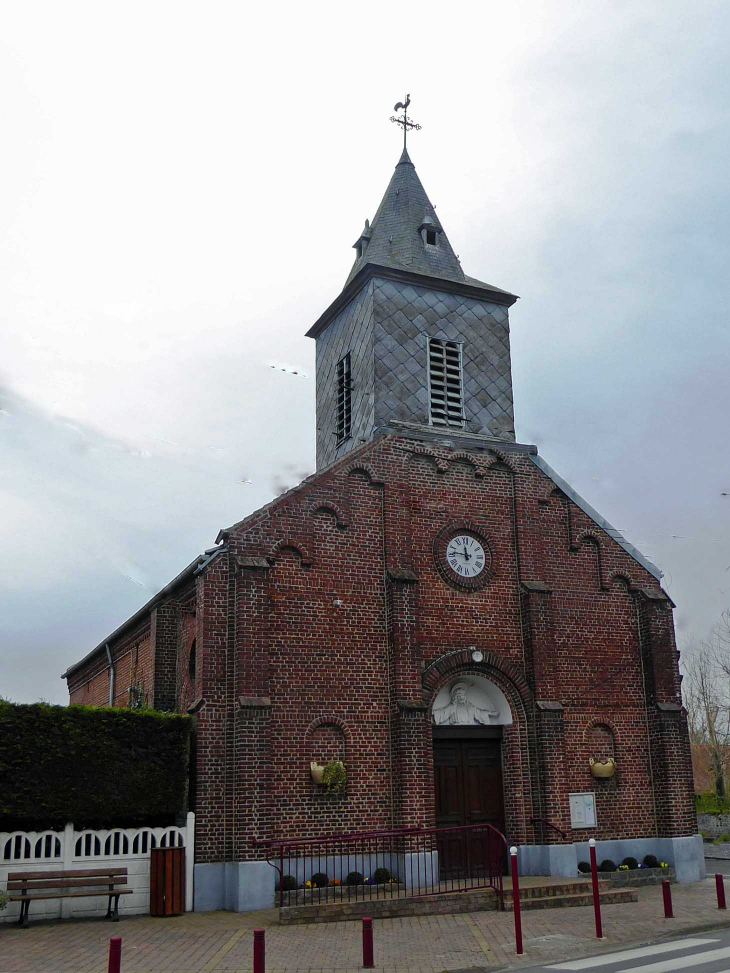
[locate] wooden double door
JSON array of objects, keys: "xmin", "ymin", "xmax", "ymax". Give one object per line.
[{"xmin": 433, "ymin": 735, "xmax": 505, "ymax": 876}]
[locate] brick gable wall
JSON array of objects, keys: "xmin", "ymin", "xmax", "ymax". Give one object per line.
[{"xmin": 65, "ymin": 432, "xmax": 697, "ymax": 863}]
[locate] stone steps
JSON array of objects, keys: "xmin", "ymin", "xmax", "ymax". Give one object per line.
[
  {"xmin": 504, "ymin": 880, "xmax": 612, "ymax": 901},
  {"xmin": 506, "ymin": 887, "xmax": 638, "ymax": 911},
  {"xmin": 279, "ymin": 881, "xmax": 639, "ymax": 923}
]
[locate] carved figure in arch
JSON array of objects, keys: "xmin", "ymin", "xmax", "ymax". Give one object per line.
[{"xmin": 432, "ymin": 680, "xmax": 500, "ymax": 725}]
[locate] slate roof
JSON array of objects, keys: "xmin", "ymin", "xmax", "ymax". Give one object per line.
[{"xmin": 344, "ymin": 148, "xmax": 516, "ymax": 300}]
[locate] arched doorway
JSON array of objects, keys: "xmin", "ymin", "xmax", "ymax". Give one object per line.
[{"xmin": 432, "ymin": 675, "xmax": 512, "ymax": 873}]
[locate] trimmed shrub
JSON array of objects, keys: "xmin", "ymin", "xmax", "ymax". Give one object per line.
[
  {"xmin": 643, "ymin": 854, "xmax": 659, "ymax": 868},
  {"xmin": 281, "ymin": 875, "xmax": 298, "ymax": 891},
  {"xmin": 577, "ymin": 861, "xmax": 591, "ymax": 873},
  {"xmin": 598, "ymin": 859, "xmax": 617, "ymax": 872},
  {"xmin": 0, "ymin": 701, "xmax": 191, "ymax": 831},
  {"xmin": 311, "ymin": 872, "xmax": 328, "ymax": 888},
  {"xmin": 346, "ymin": 871, "xmax": 364, "ymax": 886},
  {"xmin": 621, "ymin": 856, "xmax": 638, "ymax": 870},
  {"xmin": 373, "ymin": 867, "xmax": 391, "ymax": 884}
]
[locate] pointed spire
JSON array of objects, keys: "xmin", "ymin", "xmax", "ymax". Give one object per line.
[{"xmin": 345, "ymin": 150, "xmax": 465, "ymax": 287}]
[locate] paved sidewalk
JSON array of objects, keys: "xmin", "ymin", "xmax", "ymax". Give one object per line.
[{"xmin": 2, "ymin": 878, "xmax": 730, "ymax": 973}]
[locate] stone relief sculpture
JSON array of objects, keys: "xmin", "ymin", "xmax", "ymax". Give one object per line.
[{"xmin": 432, "ymin": 680, "xmax": 500, "ymax": 725}]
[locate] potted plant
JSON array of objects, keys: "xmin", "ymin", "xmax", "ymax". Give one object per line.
[{"xmin": 322, "ymin": 760, "xmax": 347, "ymax": 793}]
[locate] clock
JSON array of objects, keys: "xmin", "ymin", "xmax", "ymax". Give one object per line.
[{"xmin": 433, "ymin": 523, "xmax": 493, "ymax": 591}]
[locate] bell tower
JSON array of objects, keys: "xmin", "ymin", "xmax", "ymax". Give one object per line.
[{"xmin": 306, "ymin": 146, "xmax": 518, "ymax": 470}]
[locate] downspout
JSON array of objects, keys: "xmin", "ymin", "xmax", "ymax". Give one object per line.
[{"xmin": 105, "ymin": 643, "xmax": 115, "ymax": 707}]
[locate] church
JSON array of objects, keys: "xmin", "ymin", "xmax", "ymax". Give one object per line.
[{"xmin": 63, "ymin": 129, "xmax": 702, "ymax": 912}]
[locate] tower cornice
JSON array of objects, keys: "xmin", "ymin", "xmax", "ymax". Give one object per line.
[{"xmin": 305, "ymin": 262, "xmax": 518, "ymax": 340}]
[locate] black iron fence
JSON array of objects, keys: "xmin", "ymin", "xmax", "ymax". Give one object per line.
[{"xmin": 259, "ymin": 822, "xmax": 507, "ymax": 909}]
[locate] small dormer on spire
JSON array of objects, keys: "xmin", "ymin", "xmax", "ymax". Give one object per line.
[
  {"xmin": 352, "ymin": 219, "xmax": 372, "ymax": 260},
  {"xmin": 418, "ymin": 213, "xmax": 442, "ymax": 248}
]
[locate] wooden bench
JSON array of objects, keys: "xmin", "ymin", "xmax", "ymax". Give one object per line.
[{"xmin": 7, "ymin": 867, "xmax": 133, "ymax": 927}]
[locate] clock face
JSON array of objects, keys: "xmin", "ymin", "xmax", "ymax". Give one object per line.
[
  {"xmin": 446, "ymin": 535, "xmax": 486, "ymax": 579},
  {"xmin": 434, "ymin": 524, "xmax": 493, "ymax": 591}
]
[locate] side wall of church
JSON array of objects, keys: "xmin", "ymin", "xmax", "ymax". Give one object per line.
[{"xmin": 67, "ymin": 626, "xmax": 154, "ymax": 708}]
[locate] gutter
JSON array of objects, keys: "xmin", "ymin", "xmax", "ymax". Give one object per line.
[
  {"xmin": 61, "ymin": 546, "xmax": 226, "ymax": 682},
  {"xmin": 105, "ymin": 643, "xmax": 115, "ymax": 706}
]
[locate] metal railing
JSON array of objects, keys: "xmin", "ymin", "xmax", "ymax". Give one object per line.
[
  {"xmin": 530, "ymin": 817, "xmax": 569, "ymax": 840},
  {"xmin": 260, "ymin": 822, "xmax": 508, "ymax": 909}
]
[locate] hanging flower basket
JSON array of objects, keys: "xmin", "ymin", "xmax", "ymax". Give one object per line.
[{"xmin": 590, "ymin": 757, "xmax": 616, "ymax": 779}]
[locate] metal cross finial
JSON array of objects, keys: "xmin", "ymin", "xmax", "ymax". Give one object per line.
[{"xmin": 390, "ymin": 94, "xmax": 422, "ymax": 150}]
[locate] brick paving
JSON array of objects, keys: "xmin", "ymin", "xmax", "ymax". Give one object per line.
[{"xmin": 2, "ymin": 878, "xmax": 730, "ymax": 973}]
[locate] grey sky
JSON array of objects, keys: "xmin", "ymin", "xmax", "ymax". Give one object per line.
[{"xmin": 2, "ymin": 1, "xmax": 729, "ymax": 704}]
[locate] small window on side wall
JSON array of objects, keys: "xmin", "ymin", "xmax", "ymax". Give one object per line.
[
  {"xmin": 336, "ymin": 353, "xmax": 352, "ymax": 444},
  {"xmin": 188, "ymin": 639, "xmax": 196, "ymax": 683}
]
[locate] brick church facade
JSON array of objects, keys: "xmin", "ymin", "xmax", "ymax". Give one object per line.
[{"xmin": 64, "ymin": 146, "xmax": 701, "ymax": 910}]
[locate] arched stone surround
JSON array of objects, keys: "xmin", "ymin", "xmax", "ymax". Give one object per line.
[{"xmin": 422, "ymin": 650, "xmax": 534, "ymax": 845}]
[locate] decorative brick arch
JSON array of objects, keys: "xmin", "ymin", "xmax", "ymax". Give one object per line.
[
  {"xmin": 484, "ymin": 449, "xmax": 519, "ymax": 474},
  {"xmin": 269, "ymin": 537, "xmax": 313, "ymax": 568},
  {"xmin": 448, "ymin": 452, "xmax": 487, "ymax": 477},
  {"xmin": 605, "ymin": 569, "xmax": 634, "ymax": 591},
  {"xmin": 308, "ymin": 500, "xmax": 349, "ymax": 529},
  {"xmin": 405, "ymin": 444, "xmax": 449, "ymax": 474},
  {"xmin": 582, "ymin": 715, "xmax": 621, "ymax": 744},
  {"xmin": 422, "ymin": 648, "xmax": 530, "ymax": 705},
  {"xmin": 571, "ymin": 528, "xmax": 604, "ymax": 553},
  {"xmin": 304, "ymin": 715, "xmax": 354, "ymax": 743},
  {"xmin": 344, "ymin": 463, "xmax": 384, "ymax": 486}
]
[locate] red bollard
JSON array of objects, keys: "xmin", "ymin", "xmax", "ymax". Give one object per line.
[
  {"xmin": 662, "ymin": 879, "xmax": 674, "ymax": 919},
  {"xmin": 253, "ymin": 929, "xmax": 266, "ymax": 973},
  {"xmin": 717, "ymin": 874, "xmax": 727, "ymax": 910},
  {"xmin": 589, "ymin": 839, "xmax": 603, "ymax": 939},
  {"xmin": 108, "ymin": 937, "xmax": 122, "ymax": 973},
  {"xmin": 510, "ymin": 846, "xmax": 524, "ymax": 956},
  {"xmin": 362, "ymin": 916, "xmax": 374, "ymax": 968}
]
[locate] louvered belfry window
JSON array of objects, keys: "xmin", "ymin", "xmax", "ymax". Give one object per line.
[
  {"xmin": 428, "ymin": 338, "xmax": 464, "ymax": 427},
  {"xmin": 336, "ymin": 352, "xmax": 352, "ymax": 443}
]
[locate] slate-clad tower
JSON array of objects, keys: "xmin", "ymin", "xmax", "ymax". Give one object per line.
[{"xmin": 309, "ymin": 149, "xmax": 518, "ymax": 469}]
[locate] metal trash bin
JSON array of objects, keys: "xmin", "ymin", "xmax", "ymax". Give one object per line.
[{"xmin": 150, "ymin": 847, "xmax": 185, "ymax": 916}]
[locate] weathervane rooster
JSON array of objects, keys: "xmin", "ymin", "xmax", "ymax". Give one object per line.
[{"xmin": 390, "ymin": 94, "xmax": 421, "ymax": 149}]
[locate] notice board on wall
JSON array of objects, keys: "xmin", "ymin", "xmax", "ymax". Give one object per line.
[{"xmin": 569, "ymin": 792, "xmax": 597, "ymax": 829}]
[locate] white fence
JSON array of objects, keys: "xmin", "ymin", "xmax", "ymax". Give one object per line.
[{"xmin": 0, "ymin": 813, "xmax": 194, "ymax": 923}]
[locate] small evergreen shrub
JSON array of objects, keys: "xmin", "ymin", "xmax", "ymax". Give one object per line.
[
  {"xmin": 373, "ymin": 867, "xmax": 391, "ymax": 884},
  {"xmin": 311, "ymin": 872, "xmax": 328, "ymax": 888},
  {"xmin": 577, "ymin": 861, "xmax": 591, "ymax": 873},
  {"xmin": 621, "ymin": 856, "xmax": 638, "ymax": 870},
  {"xmin": 643, "ymin": 854, "xmax": 659, "ymax": 868},
  {"xmin": 346, "ymin": 871, "xmax": 364, "ymax": 885},
  {"xmin": 598, "ymin": 859, "xmax": 617, "ymax": 872},
  {"xmin": 281, "ymin": 875, "xmax": 298, "ymax": 891}
]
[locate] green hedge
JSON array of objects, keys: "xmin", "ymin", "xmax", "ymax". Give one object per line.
[{"xmin": 0, "ymin": 702, "xmax": 191, "ymax": 831}]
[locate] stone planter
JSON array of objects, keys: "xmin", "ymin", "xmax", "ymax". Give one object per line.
[
  {"xmin": 607, "ymin": 867, "xmax": 675, "ymax": 887},
  {"xmin": 310, "ymin": 762, "xmax": 325, "ymax": 784},
  {"xmin": 590, "ymin": 757, "xmax": 616, "ymax": 779},
  {"xmin": 276, "ymin": 880, "xmax": 404, "ymax": 907}
]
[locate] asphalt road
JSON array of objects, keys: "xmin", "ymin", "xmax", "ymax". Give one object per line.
[{"xmin": 517, "ymin": 928, "xmax": 730, "ymax": 973}]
